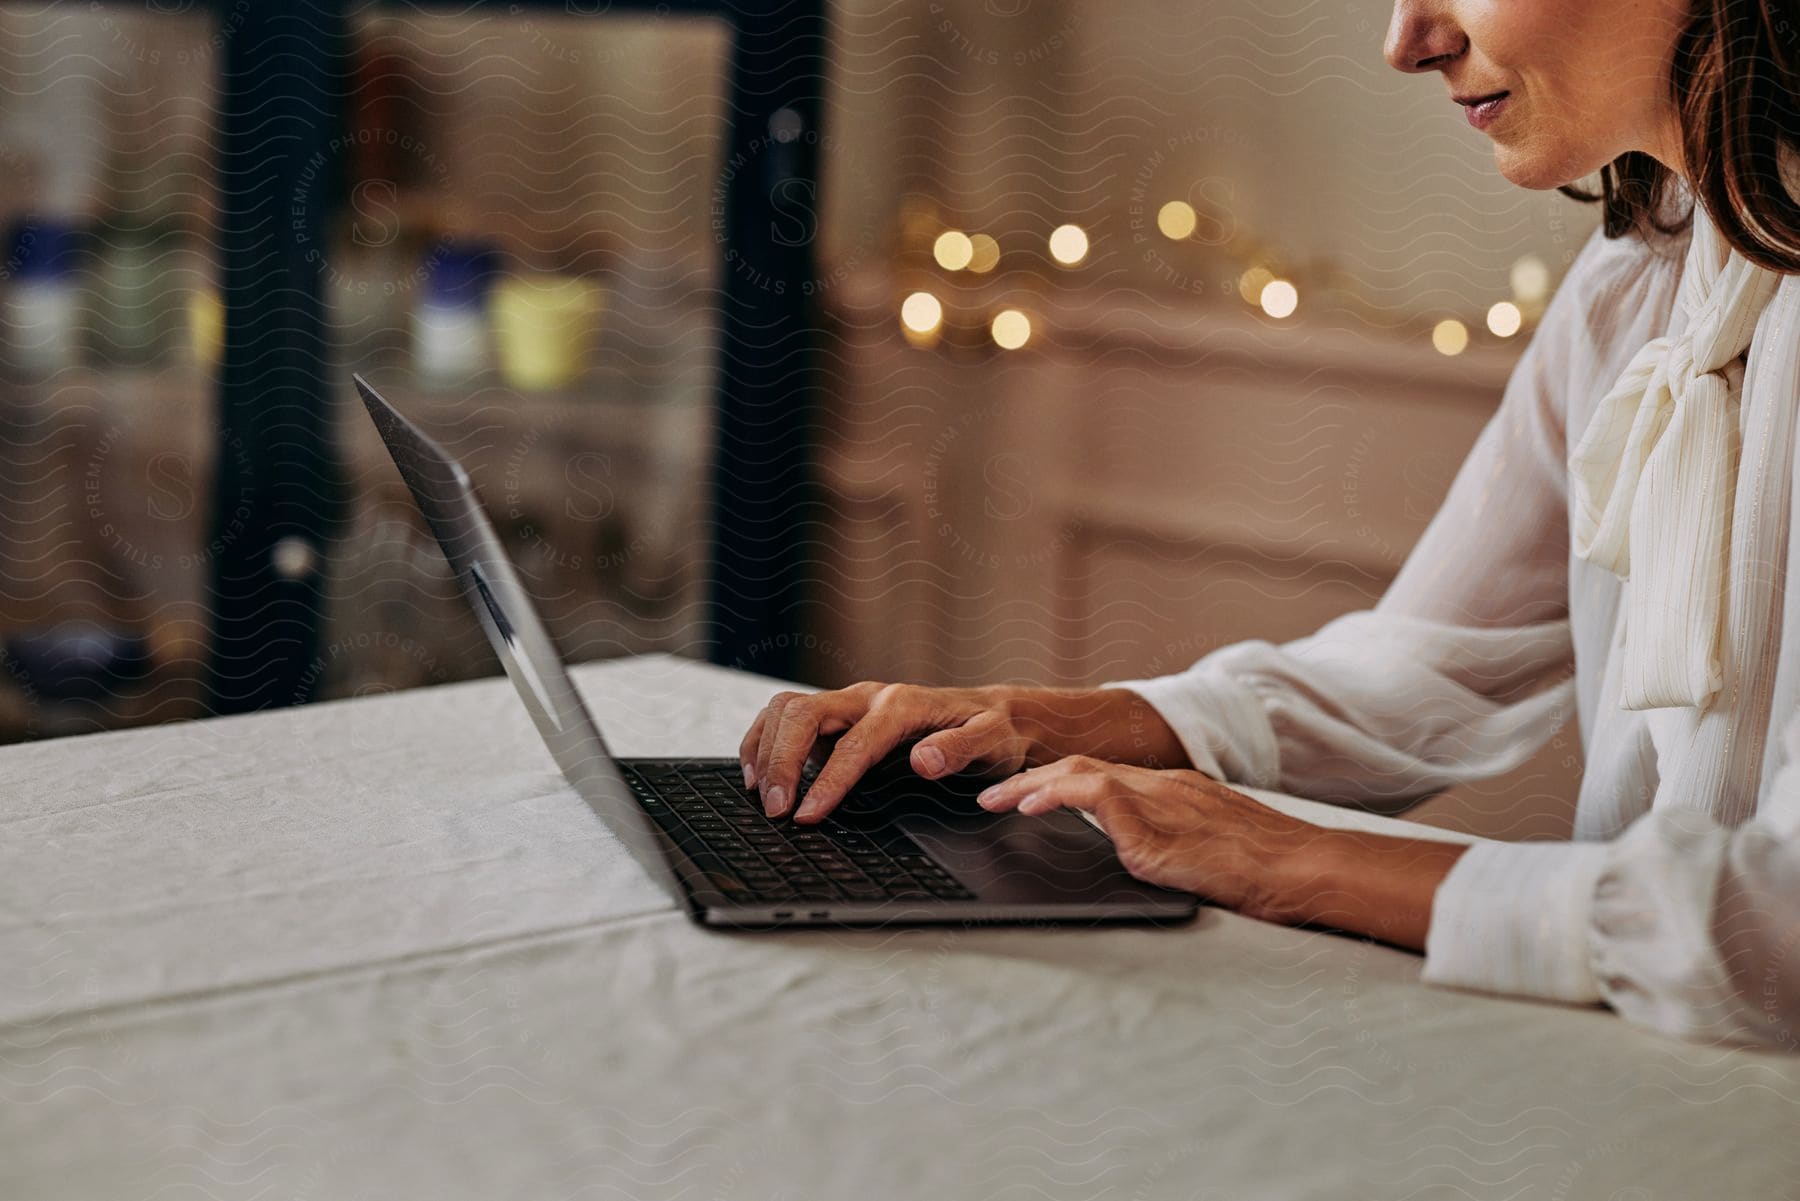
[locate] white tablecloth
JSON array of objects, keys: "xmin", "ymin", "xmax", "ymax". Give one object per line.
[{"xmin": 3, "ymin": 654, "xmax": 1796, "ymax": 1199}]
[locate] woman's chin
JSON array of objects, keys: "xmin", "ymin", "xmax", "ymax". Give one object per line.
[{"xmin": 1492, "ymin": 143, "xmax": 1588, "ymax": 192}]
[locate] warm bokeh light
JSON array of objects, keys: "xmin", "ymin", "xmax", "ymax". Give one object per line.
[
  {"xmin": 967, "ymin": 233, "xmax": 1000, "ymax": 273},
  {"xmin": 901, "ymin": 290, "xmax": 943, "ymax": 334},
  {"xmin": 1432, "ymin": 318, "xmax": 1469, "ymax": 355},
  {"xmin": 933, "ymin": 230, "xmax": 974, "ymax": 271},
  {"xmin": 1048, "ymin": 224, "xmax": 1088, "ymax": 266},
  {"xmin": 991, "ymin": 308, "xmax": 1031, "ymax": 349},
  {"xmin": 1238, "ymin": 265, "xmax": 1275, "ymax": 306},
  {"xmin": 1486, "ymin": 300, "xmax": 1522, "ymax": 338},
  {"xmin": 1510, "ymin": 255, "xmax": 1550, "ymax": 304},
  {"xmin": 1157, "ymin": 201, "xmax": 1197, "ymax": 240},
  {"xmin": 1259, "ymin": 279, "xmax": 1298, "ymax": 319}
]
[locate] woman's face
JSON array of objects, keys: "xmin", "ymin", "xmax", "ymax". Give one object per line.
[{"xmin": 1384, "ymin": 0, "xmax": 1691, "ymax": 188}]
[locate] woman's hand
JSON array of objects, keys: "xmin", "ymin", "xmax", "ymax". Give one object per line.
[
  {"xmin": 975, "ymin": 757, "xmax": 1309, "ymax": 920},
  {"xmin": 740, "ymin": 683, "xmax": 1052, "ymax": 821},
  {"xmin": 975, "ymin": 756, "xmax": 1471, "ymax": 948},
  {"xmin": 738, "ymin": 682, "xmax": 1194, "ymax": 822}
]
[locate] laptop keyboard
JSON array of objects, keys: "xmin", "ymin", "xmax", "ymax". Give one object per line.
[{"xmin": 622, "ymin": 764, "xmax": 977, "ymax": 906}]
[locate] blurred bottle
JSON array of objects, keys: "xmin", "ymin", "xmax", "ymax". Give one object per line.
[
  {"xmin": 90, "ymin": 214, "xmax": 185, "ymax": 367},
  {"xmin": 327, "ymin": 237, "xmax": 414, "ymax": 367},
  {"xmin": 350, "ymin": 24, "xmax": 428, "ymax": 192},
  {"xmin": 187, "ymin": 284, "xmax": 223, "ymax": 370},
  {"xmin": 492, "ymin": 273, "xmax": 604, "ymax": 392},
  {"xmin": 411, "ymin": 240, "xmax": 497, "ymax": 386},
  {"xmin": 3, "ymin": 219, "xmax": 84, "ymax": 376}
]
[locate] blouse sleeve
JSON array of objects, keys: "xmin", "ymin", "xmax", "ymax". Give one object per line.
[
  {"xmin": 1104, "ymin": 227, "xmax": 1648, "ymax": 812},
  {"xmin": 1423, "ymin": 731, "xmax": 1800, "ymax": 1048}
]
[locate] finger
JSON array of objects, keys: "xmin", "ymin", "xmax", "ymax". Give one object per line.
[
  {"xmin": 738, "ymin": 710, "xmax": 769, "ymax": 786},
  {"xmin": 912, "ymin": 710, "xmax": 1020, "ymax": 778},
  {"xmin": 764, "ymin": 692, "xmax": 872, "ymax": 817},
  {"xmin": 976, "ymin": 754, "xmax": 1108, "ymax": 812},
  {"xmin": 797, "ymin": 709, "xmax": 919, "ymax": 821},
  {"xmin": 752, "ymin": 693, "xmax": 800, "ymax": 799},
  {"xmin": 1011, "ymin": 772, "xmax": 1193, "ymax": 839},
  {"xmin": 761, "ymin": 700, "xmax": 826, "ymax": 817},
  {"xmin": 1016, "ymin": 773, "xmax": 1114, "ymax": 817}
]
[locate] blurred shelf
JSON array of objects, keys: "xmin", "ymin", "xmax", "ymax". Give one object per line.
[
  {"xmin": 0, "ymin": 362, "xmax": 216, "ymax": 415},
  {"xmin": 334, "ymin": 374, "xmax": 716, "ymax": 475}
]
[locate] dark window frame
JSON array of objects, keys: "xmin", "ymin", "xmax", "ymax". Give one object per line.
[{"xmin": 201, "ymin": 0, "xmax": 827, "ymax": 713}]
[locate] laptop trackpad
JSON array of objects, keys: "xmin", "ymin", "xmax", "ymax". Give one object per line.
[{"xmin": 900, "ymin": 810, "xmax": 1145, "ymax": 903}]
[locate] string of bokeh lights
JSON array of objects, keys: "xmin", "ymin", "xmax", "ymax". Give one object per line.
[{"xmin": 898, "ymin": 199, "xmax": 1554, "ymax": 357}]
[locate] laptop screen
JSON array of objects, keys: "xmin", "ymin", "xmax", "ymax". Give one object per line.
[{"xmin": 353, "ymin": 374, "xmax": 690, "ymax": 908}]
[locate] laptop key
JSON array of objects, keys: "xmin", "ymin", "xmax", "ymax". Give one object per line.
[{"xmin": 845, "ymin": 853, "xmax": 890, "ymax": 870}]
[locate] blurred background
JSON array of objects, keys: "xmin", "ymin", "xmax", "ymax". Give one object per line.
[{"xmin": 0, "ymin": 1, "xmax": 1596, "ymax": 836}]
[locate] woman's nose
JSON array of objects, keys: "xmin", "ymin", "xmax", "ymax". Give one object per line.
[{"xmin": 1384, "ymin": 0, "xmax": 1468, "ymax": 73}]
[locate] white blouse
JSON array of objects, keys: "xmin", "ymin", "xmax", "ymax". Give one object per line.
[{"xmin": 1112, "ymin": 215, "xmax": 1800, "ymax": 1049}]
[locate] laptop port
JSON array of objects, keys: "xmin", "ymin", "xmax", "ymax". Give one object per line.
[
  {"xmin": 772, "ymin": 910, "xmax": 793, "ymax": 920},
  {"xmin": 808, "ymin": 910, "xmax": 829, "ymax": 919}
]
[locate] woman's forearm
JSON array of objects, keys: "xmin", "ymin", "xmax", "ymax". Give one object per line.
[
  {"xmin": 1262, "ymin": 827, "xmax": 1470, "ymax": 952},
  {"xmin": 1006, "ymin": 686, "xmax": 1194, "ymax": 771},
  {"xmin": 1005, "ymin": 686, "xmax": 1468, "ymax": 951}
]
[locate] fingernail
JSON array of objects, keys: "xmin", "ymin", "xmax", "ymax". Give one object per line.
[
  {"xmin": 916, "ymin": 745, "xmax": 946, "ymax": 777},
  {"xmin": 764, "ymin": 785, "xmax": 787, "ymax": 816},
  {"xmin": 1017, "ymin": 791, "xmax": 1041, "ymax": 814},
  {"xmin": 977, "ymin": 787, "xmax": 999, "ymax": 808},
  {"xmin": 742, "ymin": 763, "xmax": 756, "ymax": 788}
]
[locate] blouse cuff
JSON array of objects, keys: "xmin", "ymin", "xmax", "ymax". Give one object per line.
[
  {"xmin": 1101, "ymin": 667, "xmax": 1281, "ymax": 790},
  {"xmin": 1421, "ymin": 838, "xmax": 1612, "ymax": 1005}
]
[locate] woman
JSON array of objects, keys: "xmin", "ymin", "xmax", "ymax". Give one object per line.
[{"xmin": 739, "ymin": 0, "xmax": 1800, "ymax": 1049}]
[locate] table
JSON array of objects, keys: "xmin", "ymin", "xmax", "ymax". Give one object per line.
[{"xmin": 4, "ymin": 654, "xmax": 1796, "ymax": 1199}]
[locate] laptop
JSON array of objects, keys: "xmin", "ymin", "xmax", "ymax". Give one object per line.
[{"xmin": 354, "ymin": 374, "xmax": 1199, "ymax": 929}]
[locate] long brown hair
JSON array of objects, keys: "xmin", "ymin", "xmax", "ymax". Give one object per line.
[{"xmin": 1559, "ymin": 0, "xmax": 1800, "ymax": 272}]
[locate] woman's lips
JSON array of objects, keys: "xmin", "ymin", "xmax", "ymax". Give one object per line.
[{"xmin": 1460, "ymin": 91, "xmax": 1511, "ymax": 131}]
